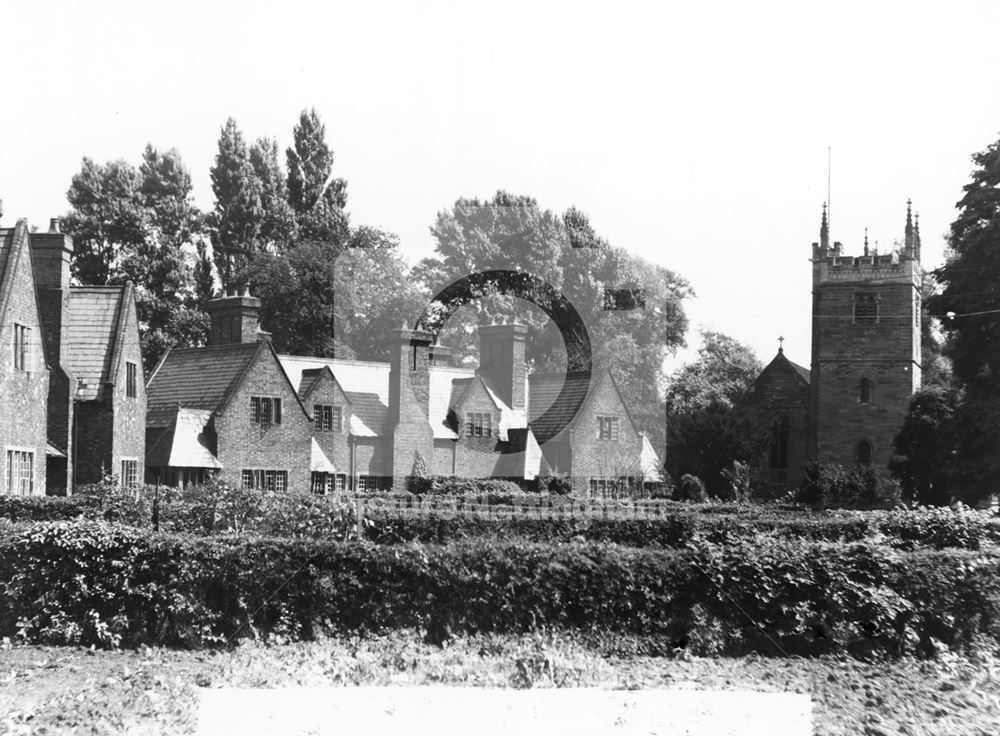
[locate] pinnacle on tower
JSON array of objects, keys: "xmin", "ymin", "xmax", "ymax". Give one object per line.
[
  {"xmin": 864, "ymin": 227, "xmax": 869, "ymax": 256},
  {"xmin": 820, "ymin": 203, "xmax": 829, "ymax": 250},
  {"xmin": 914, "ymin": 212, "xmax": 922, "ymax": 261},
  {"xmin": 904, "ymin": 198, "xmax": 915, "ymax": 254}
]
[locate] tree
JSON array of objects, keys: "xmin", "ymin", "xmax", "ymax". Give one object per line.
[
  {"xmin": 63, "ymin": 147, "xmax": 209, "ymax": 372},
  {"xmin": 919, "ymin": 271, "xmax": 953, "ymax": 389},
  {"xmin": 662, "ymin": 331, "xmax": 767, "ymax": 497},
  {"xmin": 889, "ymin": 386, "xmax": 961, "ymax": 505},
  {"xmin": 931, "ymin": 134, "xmax": 1000, "ymax": 501},
  {"xmin": 664, "ymin": 331, "xmax": 764, "ymax": 415},
  {"xmin": 286, "ymin": 108, "xmax": 349, "ymax": 244},
  {"xmin": 209, "ymin": 118, "xmax": 264, "ymax": 290}
]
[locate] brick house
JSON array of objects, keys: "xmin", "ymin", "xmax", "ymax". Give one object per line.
[
  {"xmin": 0, "ymin": 213, "xmax": 145, "ymax": 496},
  {"xmin": 0, "ymin": 218, "xmax": 50, "ymax": 495},
  {"xmin": 147, "ymin": 292, "xmax": 660, "ymax": 495},
  {"xmin": 744, "ymin": 202, "xmax": 922, "ymax": 490},
  {"xmin": 145, "ymin": 294, "xmax": 313, "ymax": 491}
]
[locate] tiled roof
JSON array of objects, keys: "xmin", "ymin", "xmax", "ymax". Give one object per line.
[
  {"xmin": 789, "ymin": 360, "xmax": 811, "ymax": 384},
  {"xmin": 0, "ymin": 222, "xmax": 28, "ymax": 326},
  {"xmin": 527, "ymin": 370, "xmax": 596, "ymax": 444},
  {"xmin": 64, "ymin": 287, "xmax": 125, "ymax": 401},
  {"xmin": 344, "ymin": 391, "xmax": 387, "ymax": 436},
  {"xmin": 146, "ymin": 342, "xmax": 262, "ymax": 414},
  {"xmin": 146, "ymin": 407, "xmax": 222, "ymax": 469}
]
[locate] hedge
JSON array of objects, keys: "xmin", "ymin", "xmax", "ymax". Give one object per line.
[
  {"xmin": 1, "ymin": 520, "xmax": 999, "ymax": 656},
  {"xmin": 2, "ymin": 492, "xmax": 997, "ymax": 550}
]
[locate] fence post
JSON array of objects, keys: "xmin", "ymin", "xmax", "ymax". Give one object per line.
[{"xmin": 355, "ymin": 496, "xmax": 363, "ymax": 541}]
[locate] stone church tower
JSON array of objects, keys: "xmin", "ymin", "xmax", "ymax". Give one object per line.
[{"xmin": 807, "ymin": 202, "xmax": 922, "ymax": 472}]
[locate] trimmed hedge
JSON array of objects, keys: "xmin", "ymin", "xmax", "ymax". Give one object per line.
[
  {"xmin": 1, "ymin": 520, "xmax": 999, "ymax": 656},
  {"xmin": 2, "ymin": 492, "xmax": 997, "ymax": 550}
]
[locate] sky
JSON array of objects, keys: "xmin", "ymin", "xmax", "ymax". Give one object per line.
[{"xmin": 3, "ymin": 0, "xmax": 1000, "ymax": 373}]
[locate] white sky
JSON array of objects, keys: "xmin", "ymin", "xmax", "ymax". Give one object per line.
[{"xmin": 3, "ymin": 0, "xmax": 999, "ymax": 371}]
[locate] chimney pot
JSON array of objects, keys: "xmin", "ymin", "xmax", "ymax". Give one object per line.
[{"xmin": 48, "ymin": 217, "xmax": 61, "ymax": 234}]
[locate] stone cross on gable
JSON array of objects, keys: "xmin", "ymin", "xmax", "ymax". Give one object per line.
[{"xmin": 778, "ymin": 336, "xmax": 785, "ymax": 353}]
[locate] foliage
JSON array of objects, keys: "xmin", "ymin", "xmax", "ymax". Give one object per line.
[
  {"xmin": 286, "ymin": 108, "xmax": 349, "ymax": 243},
  {"xmin": 2, "ymin": 521, "xmax": 999, "ymax": 656},
  {"xmin": 676, "ymin": 474, "xmax": 707, "ymax": 502},
  {"xmin": 63, "ymin": 146, "xmax": 209, "ymax": 371},
  {"xmin": 797, "ymin": 461, "xmax": 900, "ymax": 509},
  {"xmin": 665, "ymin": 403, "xmax": 769, "ymax": 498},
  {"xmin": 879, "ymin": 504, "xmax": 987, "ymax": 550},
  {"xmin": 889, "ymin": 386, "xmax": 962, "ymax": 505},
  {"xmin": 663, "ymin": 331, "xmax": 763, "ymax": 415},
  {"xmin": 529, "ymin": 475, "xmax": 573, "ymax": 495},
  {"xmin": 930, "ymin": 134, "xmax": 1000, "ymax": 502}
]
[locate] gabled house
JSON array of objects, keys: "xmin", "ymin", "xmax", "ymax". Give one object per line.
[
  {"xmin": 145, "ymin": 294, "xmax": 313, "ymax": 490},
  {"xmin": 30, "ymin": 218, "xmax": 146, "ymax": 493},
  {"xmin": 146, "ymin": 291, "xmax": 661, "ymax": 495},
  {"xmin": 0, "ymin": 217, "xmax": 50, "ymax": 495}
]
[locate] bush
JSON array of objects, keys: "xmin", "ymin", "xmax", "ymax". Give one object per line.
[
  {"xmin": 880, "ymin": 504, "xmax": 988, "ymax": 550},
  {"xmin": 3, "ymin": 520, "xmax": 999, "ymax": 656},
  {"xmin": 676, "ymin": 474, "xmax": 707, "ymax": 502},
  {"xmin": 528, "ymin": 475, "xmax": 573, "ymax": 495},
  {"xmin": 796, "ymin": 462, "xmax": 899, "ymax": 509}
]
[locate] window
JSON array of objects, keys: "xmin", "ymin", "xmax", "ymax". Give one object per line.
[
  {"xmin": 465, "ymin": 412, "xmax": 492, "ymax": 437},
  {"xmin": 768, "ymin": 415, "xmax": 789, "ymax": 471},
  {"xmin": 13, "ymin": 323, "xmax": 29, "ymax": 371},
  {"xmin": 859, "ymin": 378, "xmax": 871, "ymax": 404},
  {"xmin": 120, "ymin": 459, "xmax": 139, "ymax": 488},
  {"xmin": 334, "ymin": 473, "xmax": 346, "ymax": 492},
  {"xmin": 357, "ymin": 474, "xmax": 375, "ymax": 491},
  {"xmin": 856, "ymin": 440, "xmax": 873, "ymax": 467},
  {"xmin": 6, "ymin": 450, "xmax": 33, "ymax": 496},
  {"xmin": 597, "ymin": 416, "xmax": 620, "ymax": 441},
  {"xmin": 241, "ymin": 469, "xmax": 288, "ymax": 492},
  {"xmin": 311, "ymin": 472, "xmax": 331, "ymax": 494},
  {"xmin": 314, "ymin": 404, "xmax": 342, "ymax": 432},
  {"xmin": 126, "ymin": 361, "xmax": 138, "ymax": 398},
  {"xmin": 854, "ymin": 294, "xmax": 878, "ymax": 324},
  {"xmin": 250, "ymin": 396, "xmax": 282, "ymax": 425}
]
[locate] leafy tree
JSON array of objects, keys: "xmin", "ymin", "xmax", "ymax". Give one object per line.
[
  {"xmin": 63, "ymin": 147, "xmax": 209, "ymax": 372},
  {"xmin": 919, "ymin": 271, "xmax": 953, "ymax": 389},
  {"xmin": 663, "ymin": 331, "xmax": 766, "ymax": 497},
  {"xmin": 889, "ymin": 386, "xmax": 961, "ymax": 505},
  {"xmin": 249, "ymin": 136, "xmax": 296, "ymax": 250},
  {"xmin": 286, "ymin": 108, "xmax": 349, "ymax": 244},
  {"xmin": 664, "ymin": 330, "xmax": 763, "ymax": 415},
  {"xmin": 209, "ymin": 118, "xmax": 264, "ymax": 289},
  {"xmin": 931, "ymin": 134, "xmax": 1000, "ymax": 501}
]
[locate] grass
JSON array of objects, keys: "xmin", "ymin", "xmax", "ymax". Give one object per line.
[{"xmin": 1, "ymin": 631, "xmax": 998, "ymax": 735}]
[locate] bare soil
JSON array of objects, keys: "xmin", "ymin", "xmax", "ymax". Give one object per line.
[{"xmin": 1, "ymin": 632, "xmax": 997, "ymax": 735}]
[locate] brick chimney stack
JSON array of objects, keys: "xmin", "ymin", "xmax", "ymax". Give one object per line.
[
  {"xmin": 205, "ymin": 291, "xmax": 263, "ymax": 345},
  {"xmin": 477, "ymin": 323, "xmax": 528, "ymax": 411},
  {"xmin": 388, "ymin": 327, "xmax": 434, "ymax": 489}
]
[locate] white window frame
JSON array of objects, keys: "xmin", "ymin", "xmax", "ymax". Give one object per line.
[
  {"xmin": 465, "ymin": 412, "xmax": 492, "ymax": 438},
  {"xmin": 5, "ymin": 446, "xmax": 35, "ymax": 496},
  {"xmin": 241, "ymin": 468, "xmax": 289, "ymax": 492},
  {"xmin": 250, "ymin": 396, "xmax": 282, "ymax": 425},
  {"xmin": 12, "ymin": 322, "xmax": 30, "ymax": 372},
  {"xmin": 597, "ymin": 415, "xmax": 620, "ymax": 441},
  {"xmin": 120, "ymin": 457, "xmax": 140, "ymax": 489}
]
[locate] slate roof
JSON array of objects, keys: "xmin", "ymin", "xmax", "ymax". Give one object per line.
[
  {"xmin": 146, "ymin": 407, "xmax": 222, "ymax": 468},
  {"xmin": 146, "ymin": 342, "xmax": 262, "ymax": 425},
  {"xmin": 64, "ymin": 286, "xmax": 129, "ymax": 401},
  {"xmin": 0, "ymin": 222, "xmax": 32, "ymax": 328},
  {"xmin": 527, "ymin": 370, "xmax": 596, "ymax": 444}
]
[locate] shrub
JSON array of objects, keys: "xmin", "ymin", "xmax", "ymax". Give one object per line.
[
  {"xmin": 880, "ymin": 504, "xmax": 988, "ymax": 550},
  {"xmin": 676, "ymin": 474, "xmax": 707, "ymax": 502},
  {"xmin": 2, "ymin": 521, "xmax": 999, "ymax": 656},
  {"xmin": 796, "ymin": 462, "xmax": 896, "ymax": 509},
  {"xmin": 529, "ymin": 475, "xmax": 573, "ymax": 495}
]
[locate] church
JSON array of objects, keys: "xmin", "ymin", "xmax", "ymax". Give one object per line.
[{"xmin": 743, "ymin": 202, "xmax": 922, "ymax": 491}]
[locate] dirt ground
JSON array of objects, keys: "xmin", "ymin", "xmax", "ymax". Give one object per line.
[{"xmin": 1, "ymin": 632, "xmax": 997, "ymax": 735}]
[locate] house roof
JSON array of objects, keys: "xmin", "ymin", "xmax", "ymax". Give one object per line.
[
  {"xmin": 310, "ymin": 437, "xmax": 337, "ymax": 473},
  {"xmin": 0, "ymin": 222, "xmax": 45, "ymax": 346},
  {"xmin": 527, "ymin": 370, "xmax": 596, "ymax": 444},
  {"xmin": 64, "ymin": 286, "xmax": 131, "ymax": 401},
  {"xmin": 146, "ymin": 342, "xmax": 262, "ymax": 420},
  {"xmin": 145, "ymin": 407, "xmax": 222, "ymax": 469},
  {"xmin": 754, "ymin": 349, "xmax": 811, "ymax": 389}
]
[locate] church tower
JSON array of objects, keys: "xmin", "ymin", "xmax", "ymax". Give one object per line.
[{"xmin": 808, "ymin": 201, "xmax": 922, "ymax": 473}]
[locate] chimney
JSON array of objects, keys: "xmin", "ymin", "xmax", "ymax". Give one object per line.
[
  {"xmin": 477, "ymin": 323, "xmax": 528, "ymax": 411},
  {"xmin": 205, "ymin": 292, "xmax": 262, "ymax": 345},
  {"xmin": 29, "ymin": 224, "xmax": 74, "ymax": 369},
  {"xmin": 388, "ymin": 327, "xmax": 434, "ymax": 489},
  {"xmin": 429, "ymin": 342, "xmax": 451, "ymax": 367}
]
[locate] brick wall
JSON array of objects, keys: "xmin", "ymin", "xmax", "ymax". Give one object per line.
[
  {"xmin": 453, "ymin": 380, "xmax": 506, "ymax": 477},
  {"xmin": 213, "ymin": 350, "xmax": 311, "ymax": 492},
  {"xmin": 109, "ymin": 291, "xmax": 146, "ymax": 488},
  {"xmin": 305, "ymin": 371, "xmax": 352, "ymax": 477},
  {"xmin": 0, "ymin": 224, "xmax": 49, "ymax": 495}
]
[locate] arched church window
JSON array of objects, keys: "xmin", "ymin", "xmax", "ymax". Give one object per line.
[
  {"xmin": 768, "ymin": 414, "xmax": 789, "ymax": 471},
  {"xmin": 859, "ymin": 378, "xmax": 871, "ymax": 404},
  {"xmin": 856, "ymin": 439, "xmax": 873, "ymax": 467},
  {"xmin": 854, "ymin": 294, "xmax": 878, "ymax": 324}
]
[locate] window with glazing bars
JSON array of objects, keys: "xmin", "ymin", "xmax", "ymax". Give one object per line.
[{"xmin": 250, "ymin": 396, "xmax": 282, "ymax": 424}]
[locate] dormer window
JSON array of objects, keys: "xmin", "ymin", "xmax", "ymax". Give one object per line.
[
  {"xmin": 465, "ymin": 412, "xmax": 492, "ymax": 437},
  {"xmin": 854, "ymin": 294, "xmax": 878, "ymax": 324},
  {"xmin": 314, "ymin": 404, "xmax": 342, "ymax": 432}
]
